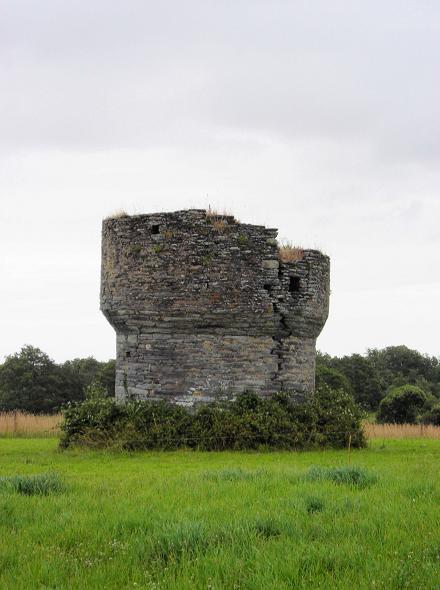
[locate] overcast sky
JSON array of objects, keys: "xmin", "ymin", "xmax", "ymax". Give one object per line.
[{"xmin": 1, "ymin": 0, "xmax": 439, "ymax": 363}]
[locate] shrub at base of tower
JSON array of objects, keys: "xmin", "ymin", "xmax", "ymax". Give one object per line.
[
  {"xmin": 60, "ymin": 385, "xmax": 366, "ymax": 450},
  {"xmin": 376, "ymin": 384, "xmax": 433, "ymax": 424}
]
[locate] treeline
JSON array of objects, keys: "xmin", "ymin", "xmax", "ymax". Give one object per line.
[
  {"xmin": 0, "ymin": 344, "xmax": 439, "ymax": 419},
  {"xmin": 0, "ymin": 345, "xmax": 115, "ymax": 414},
  {"xmin": 317, "ymin": 345, "xmax": 440, "ymax": 412}
]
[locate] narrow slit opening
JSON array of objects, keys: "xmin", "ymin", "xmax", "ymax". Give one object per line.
[{"xmin": 289, "ymin": 276, "xmax": 300, "ymax": 292}]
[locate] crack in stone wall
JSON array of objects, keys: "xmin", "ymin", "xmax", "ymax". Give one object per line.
[{"xmin": 101, "ymin": 209, "xmax": 330, "ymax": 405}]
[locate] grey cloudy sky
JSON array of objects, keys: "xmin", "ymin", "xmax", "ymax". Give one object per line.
[{"xmin": 1, "ymin": 0, "xmax": 439, "ymax": 362}]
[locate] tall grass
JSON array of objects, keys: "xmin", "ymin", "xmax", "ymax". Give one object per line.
[
  {"xmin": 0, "ymin": 472, "xmax": 64, "ymax": 495},
  {"xmin": 0, "ymin": 412, "xmax": 61, "ymax": 437},
  {"xmin": 1, "ymin": 411, "xmax": 440, "ymax": 440},
  {"xmin": 364, "ymin": 422, "xmax": 440, "ymax": 439}
]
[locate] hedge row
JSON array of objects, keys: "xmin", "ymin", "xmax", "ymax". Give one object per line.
[{"xmin": 60, "ymin": 385, "xmax": 366, "ymax": 451}]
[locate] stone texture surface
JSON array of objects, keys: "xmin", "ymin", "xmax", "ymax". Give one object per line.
[{"xmin": 100, "ymin": 209, "xmax": 330, "ymax": 405}]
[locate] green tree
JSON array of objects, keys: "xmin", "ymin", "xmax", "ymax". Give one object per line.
[
  {"xmin": 60, "ymin": 357, "xmax": 115, "ymax": 400},
  {"xmin": 377, "ymin": 384, "xmax": 432, "ymax": 424},
  {"xmin": 0, "ymin": 346, "xmax": 116, "ymax": 414},
  {"xmin": 99, "ymin": 359, "xmax": 116, "ymax": 395},
  {"xmin": 315, "ymin": 365, "xmax": 353, "ymax": 396},
  {"xmin": 0, "ymin": 345, "xmax": 68, "ymax": 413},
  {"xmin": 368, "ymin": 346, "xmax": 440, "ymax": 397},
  {"xmin": 317, "ymin": 352, "xmax": 384, "ymax": 411}
]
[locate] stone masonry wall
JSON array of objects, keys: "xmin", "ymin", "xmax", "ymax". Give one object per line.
[{"xmin": 100, "ymin": 209, "xmax": 330, "ymax": 405}]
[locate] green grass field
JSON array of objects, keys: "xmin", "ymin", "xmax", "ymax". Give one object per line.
[{"xmin": 0, "ymin": 439, "xmax": 439, "ymax": 589}]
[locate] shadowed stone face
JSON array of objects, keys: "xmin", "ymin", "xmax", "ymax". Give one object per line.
[{"xmin": 100, "ymin": 209, "xmax": 330, "ymax": 405}]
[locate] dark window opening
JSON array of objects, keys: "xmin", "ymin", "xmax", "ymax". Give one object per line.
[
  {"xmin": 263, "ymin": 283, "xmax": 273, "ymax": 292},
  {"xmin": 289, "ymin": 276, "xmax": 301, "ymax": 292},
  {"xmin": 126, "ymin": 351, "xmax": 131, "ymax": 358},
  {"xmin": 151, "ymin": 224, "xmax": 160, "ymax": 234}
]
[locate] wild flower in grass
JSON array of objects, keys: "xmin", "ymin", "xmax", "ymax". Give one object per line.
[
  {"xmin": 0, "ymin": 472, "xmax": 64, "ymax": 495},
  {"xmin": 304, "ymin": 465, "xmax": 377, "ymax": 488}
]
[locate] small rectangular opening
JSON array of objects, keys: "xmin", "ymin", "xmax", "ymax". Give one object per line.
[
  {"xmin": 151, "ymin": 224, "xmax": 160, "ymax": 234},
  {"xmin": 289, "ymin": 276, "xmax": 301, "ymax": 292},
  {"xmin": 126, "ymin": 351, "xmax": 131, "ymax": 358}
]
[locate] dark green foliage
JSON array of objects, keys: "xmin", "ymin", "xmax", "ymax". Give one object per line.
[
  {"xmin": 317, "ymin": 351, "xmax": 383, "ymax": 411},
  {"xmin": 0, "ymin": 472, "xmax": 63, "ymax": 495},
  {"xmin": 377, "ymin": 384, "xmax": 433, "ymax": 424},
  {"xmin": 420, "ymin": 403, "xmax": 440, "ymax": 426},
  {"xmin": 368, "ymin": 346, "xmax": 440, "ymax": 396},
  {"xmin": 59, "ymin": 357, "xmax": 115, "ymax": 402},
  {"xmin": 253, "ymin": 518, "xmax": 282, "ymax": 538},
  {"xmin": 0, "ymin": 345, "xmax": 115, "ymax": 414},
  {"xmin": 304, "ymin": 466, "xmax": 377, "ymax": 488},
  {"xmin": 317, "ymin": 345, "xmax": 440, "ymax": 412},
  {"xmin": 309, "ymin": 384, "xmax": 366, "ymax": 448},
  {"xmin": 60, "ymin": 386, "xmax": 366, "ymax": 451},
  {"xmin": 305, "ymin": 496, "xmax": 325, "ymax": 514},
  {"xmin": 0, "ymin": 346, "xmax": 69, "ymax": 414},
  {"xmin": 315, "ymin": 366, "xmax": 353, "ymax": 396}
]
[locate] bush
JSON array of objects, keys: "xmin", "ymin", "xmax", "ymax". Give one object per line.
[
  {"xmin": 60, "ymin": 386, "xmax": 366, "ymax": 451},
  {"xmin": 377, "ymin": 384, "xmax": 432, "ymax": 424},
  {"xmin": 315, "ymin": 366, "xmax": 353, "ymax": 396},
  {"xmin": 309, "ymin": 384, "xmax": 366, "ymax": 448}
]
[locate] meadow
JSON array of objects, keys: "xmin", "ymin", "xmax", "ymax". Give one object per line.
[{"xmin": 0, "ymin": 437, "xmax": 439, "ymax": 589}]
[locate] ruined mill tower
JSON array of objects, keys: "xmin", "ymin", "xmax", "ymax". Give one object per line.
[{"xmin": 100, "ymin": 209, "xmax": 330, "ymax": 405}]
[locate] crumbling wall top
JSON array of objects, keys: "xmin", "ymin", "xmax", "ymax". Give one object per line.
[{"xmin": 100, "ymin": 209, "xmax": 329, "ymax": 340}]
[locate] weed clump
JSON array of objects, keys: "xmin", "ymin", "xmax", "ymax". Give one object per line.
[
  {"xmin": 278, "ymin": 241, "xmax": 304, "ymax": 263},
  {"xmin": 0, "ymin": 472, "xmax": 64, "ymax": 495},
  {"xmin": 305, "ymin": 495, "xmax": 326, "ymax": 514},
  {"xmin": 150, "ymin": 521, "xmax": 208, "ymax": 564},
  {"xmin": 105, "ymin": 209, "xmax": 129, "ymax": 220},
  {"xmin": 203, "ymin": 468, "xmax": 267, "ymax": 482},
  {"xmin": 304, "ymin": 466, "xmax": 377, "ymax": 488},
  {"xmin": 253, "ymin": 518, "xmax": 282, "ymax": 539}
]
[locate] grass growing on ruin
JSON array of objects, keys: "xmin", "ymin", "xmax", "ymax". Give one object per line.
[
  {"xmin": 105, "ymin": 209, "xmax": 129, "ymax": 219},
  {"xmin": 278, "ymin": 241, "xmax": 305, "ymax": 262},
  {"xmin": 0, "ymin": 438, "xmax": 439, "ymax": 589}
]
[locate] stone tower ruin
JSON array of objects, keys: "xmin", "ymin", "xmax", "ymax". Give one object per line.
[{"xmin": 100, "ymin": 209, "xmax": 330, "ymax": 405}]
